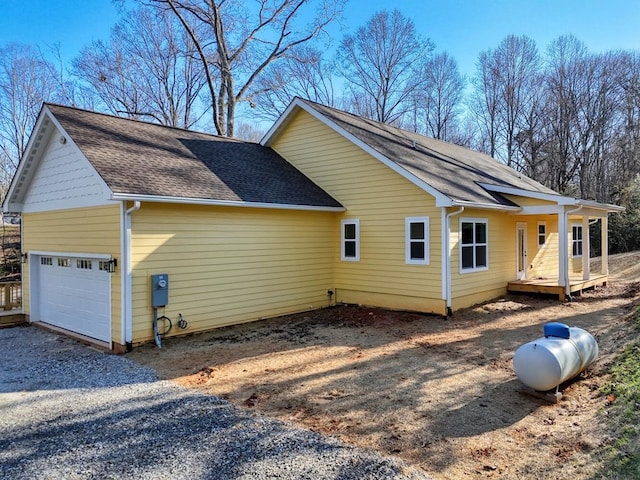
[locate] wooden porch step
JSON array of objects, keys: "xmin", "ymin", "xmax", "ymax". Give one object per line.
[{"xmin": 0, "ymin": 311, "xmax": 27, "ymax": 328}]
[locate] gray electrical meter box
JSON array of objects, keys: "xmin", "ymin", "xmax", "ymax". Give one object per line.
[{"xmin": 151, "ymin": 273, "xmax": 169, "ymax": 307}]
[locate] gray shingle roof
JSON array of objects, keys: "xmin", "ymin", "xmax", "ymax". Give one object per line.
[
  {"xmin": 297, "ymin": 99, "xmax": 558, "ymax": 206},
  {"xmin": 46, "ymin": 103, "xmax": 342, "ymax": 208}
]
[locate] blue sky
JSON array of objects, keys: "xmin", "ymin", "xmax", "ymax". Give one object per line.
[{"xmin": 1, "ymin": 0, "xmax": 638, "ymax": 79}]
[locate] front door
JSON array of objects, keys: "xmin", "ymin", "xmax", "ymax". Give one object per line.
[{"xmin": 516, "ymin": 223, "xmax": 527, "ymax": 280}]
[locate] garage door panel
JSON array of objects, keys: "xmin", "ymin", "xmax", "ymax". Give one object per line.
[{"xmin": 33, "ymin": 255, "xmax": 111, "ymax": 342}]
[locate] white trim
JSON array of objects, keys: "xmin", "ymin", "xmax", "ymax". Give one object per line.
[
  {"xmin": 3, "ymin": 108, "xmax": 54, "ymax": 212},
  {"xmin": 450, "ymin": 200, "xmax": 521, "ymax": 212},
  {"xmin": 459, "ymin": 217, "xmax": 489, "ymax": 274},
  {"xmin": 3, "ymin": 106, "xmax": 114, "ymax": 213},
  {"xmin": 28, "ymin": 250, "xmax": 111, "ymax": 260},
  {"xmin": 111, "ymin": 193, "xmax": 345, "ymax": 212},
  {"xmin": 582, "ymin": 215, "xmax": 590, "ymax": 280},
  {"xmin": 341, "ymin": 218, "xmax": 360, "ymax": 262},
  {"xmin": 262, "ymin": 98, "xmax": 454, "ymax": 207},
  {"xmin": 537, "ymin": 221, "xmax": 547, "ymax": 248},
  {"xmin": 480, "ymin": 183, "xmax": 574, "ymax": 204},
  {"xmin": 516, "ymin": 222, "xmax": 528, "ymax": 280},
  {"xmin": 120, "ymin": 202, "xmax": 126, "ymax": 347},
  {"xmin": 515, "ymin": 205, "xmax": 564, "ymax": 215},
  {"xmin": 405, "ymin": 216, "xmax": 430, "ymax": 265},
  {"xmin": 571, "ymin": 223, "xmax": 584, "ymax": 258},
  {"xmin": 480, "ymin": 183, "xmax": 624, "ymax": 212},
  {"xmin": 442, "ymin": 207, "xmax": 464, "ymax": 310},
  {"xmin": 123, "ymin": 201, "xmax": 140, "ymax": 347}
]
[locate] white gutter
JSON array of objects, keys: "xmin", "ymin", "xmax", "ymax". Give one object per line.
[
  {"xmin": 448, "ymin": 200, "xmax": 521, "ymax": 212},
  {"xmin": 121, "ymin": 200, "xmax": 140, "ymax": 350},
  {"xmin": 442, "ymin": 206, "xmax": 465, "ymax": 316},
  {"xmin": 111, "ymin": 193, "xmax": 345, "ymax": 212}
]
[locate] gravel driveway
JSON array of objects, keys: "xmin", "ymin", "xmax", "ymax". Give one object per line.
[{"xmin": 0, "ymin": 326, "xmax": 429, "ymax": 480}]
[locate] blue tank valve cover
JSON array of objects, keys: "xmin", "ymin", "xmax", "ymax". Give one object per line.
[{"xmin": 543, "ymin": 322, "xmax": 571, "ymax": 339}]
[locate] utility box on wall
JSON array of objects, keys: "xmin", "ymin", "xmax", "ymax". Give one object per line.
[{"xmin": 150, "ymin": 273, "xmax": 169, "ymax": 307}]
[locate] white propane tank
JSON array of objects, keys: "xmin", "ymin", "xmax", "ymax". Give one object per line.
[{"xmin": 513, "ymin": 322, "xmax": 598, "ymax": 392}]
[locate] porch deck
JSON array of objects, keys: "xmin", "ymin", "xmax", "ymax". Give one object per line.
[{"xmin": 507, "ymin": 274, "xmax": 608, "ymax": 301}]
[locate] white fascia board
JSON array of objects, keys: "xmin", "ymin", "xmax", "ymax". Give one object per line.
[
  {"xmin": 481, "ymin": 183, "xmax": 624, "ymax": 213},
  {"xmin": 2, "ymin": 107, "xmax": 53, "ymax": 212},
  {"xmin": 450, "ymin": 200, "xmax": 521, "ymax": 212},
  {"xmin": 3, "ymin": 106, "xmax": 114, "ymax": 213},
  {"xmin": 263, "ymin": 98, "xmax": 454, "ymax": 207},
  {"xmin": 576, "ymin": 199, "xmax": 624, "ymax": 213},
  {"xmin": 479, "ymin": 183, "xmax": 576, "ymax": 205},
  {"xmin": 512, "ymin": 205, "xmax": 564, "ymax": 215},
  {"xmin": 28, "ymin": 250, "xmax": 112, "ymax": 259},
  {"xmin": 111, "ymin": 193, "xmax": 346, "ymax": 212},
  {"xmin": 260, "ymin": 98, "xmax": 301, "ymax": 146}
]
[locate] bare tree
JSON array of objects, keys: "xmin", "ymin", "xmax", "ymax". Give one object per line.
[
  {"xmin": 0, "ymin": 43, "xmax": 60, "ymax": 190},
  {"xmin": 74, "ymin": 7, "xmax": 207, "ymax": 129},
  {"xmin": 150, "ymin": 0, "xmax": 344, "ymax": 137},
  {"xmin": 249, "ymin": 45, "xmax": 338, "ymax": 121},
  {"xmin": 337, "ymin": 9, "xmax": 433, "ymax": 124},
  {"xmin": 470, "ymin": 49, "xmax": 500, "ymax": 158},
  {"xmin": 413, "ymin": 52, "xmax": 464, "ymax": 141},
  {"xmin": 471, "ymin": 35, "xmax": 540, "ymax": 167}
]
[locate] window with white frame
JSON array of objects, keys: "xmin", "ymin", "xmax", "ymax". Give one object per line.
[
  {"xmin": 538, "ymin": 222, "xmax": 547, "ymax": 247},
  {"xmin": 405, "ymin": 217, "xmax": 429, "ymax": 264},
  {"xmin": 460, "ymin": 218, "xmax": 488, "ymax": 272},
  {"xmin": 341, "ymin": 219, "xmax": 360, "ymax": 261},
  {"xmin": 572, "ymin": 224, "xmax": 583, "ymax": 257}
]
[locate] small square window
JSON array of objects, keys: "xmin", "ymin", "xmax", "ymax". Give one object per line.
[
  {"xmin": 40, "ymin": 257, "xmax": 53, "ymax": 266},
  {"xmin": 57, "ymin": 258, "xmax": 71, "ymax": 267}
]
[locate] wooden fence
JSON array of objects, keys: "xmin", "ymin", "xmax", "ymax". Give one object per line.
[{"xmin": 0, "ymin": 281, "xmax": 21, "ymax": 310}]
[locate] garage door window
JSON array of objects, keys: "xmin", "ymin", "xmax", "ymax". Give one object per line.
[
  {"xmin": 41, "ymin": 257, "xmax": 53, "ymax": 266},
  {"xmin": 58, "ymin": 258, "xmax": 71, "ymax": 267},
  {"xmin": 77, "ymin": 259, "xmax": 93, "ymax": 269}
]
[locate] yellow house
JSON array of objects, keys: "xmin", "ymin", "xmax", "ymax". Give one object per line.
[{"xmin": 3, "ymin": 99, "xmax": 623, "ymax": 351}]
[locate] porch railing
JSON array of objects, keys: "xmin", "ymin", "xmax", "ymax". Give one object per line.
[{"xmin": 0, "ymin": 281, "xmax": 22, "ymax": 310}]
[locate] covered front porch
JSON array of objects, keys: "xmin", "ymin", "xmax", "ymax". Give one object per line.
[
  {"xmin": 498, "ymin": 190, "xmax": 623, "ymax": 302},
  {"xmin": 507, "ymin": 273, "xmax": 608, "ymax": 301}
]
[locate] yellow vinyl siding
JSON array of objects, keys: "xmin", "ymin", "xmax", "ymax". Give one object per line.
[
  {"xmin": 129, "ymin": 203, "xmax": 336, "ymax": 343},
  {"xmin": 271, "ymin": 109, "xmax": 445, "ymax": 315},
  {"xmin": 529, "ymin": 216, "xmax": 559, "ymax": 278},
  {"xmin": 449, "ymin": 209, "xmax": 514, "ymax": 309},
  {"xmin": 22, "ymin": 205, "xmax": 122, "ymax": 343}
]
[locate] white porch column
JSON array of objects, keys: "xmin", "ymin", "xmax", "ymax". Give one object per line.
[
  {"xmin": 558, "ymin": 207, "xmax": 569, "ymax": 294},
  {"xmin": 582, "ymin": 215, "xmax": 590, "ymax": 280},
  {"xmin": 601, "ymin": 216, "xmax": 609, "ymax": 275}
]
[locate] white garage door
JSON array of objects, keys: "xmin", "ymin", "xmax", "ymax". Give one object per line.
[{"xmin": 32, "ymin": 255, "xmax": 111, "ymax": 343}]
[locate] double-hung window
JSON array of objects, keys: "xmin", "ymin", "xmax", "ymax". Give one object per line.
[
  {"xmin": 538, "ymin": 222, "xmax": 547, "ymax": 247},
  {"xmin": 405, "ymin": 217, "xmax": 429, "ymax": 264},
  {"xmin": 341, "ymin": 219, "xmax": 360, "ymax": 261},
  {"xmin": 460, "ymin": 218, "xmax": 488, "ymax": 272},
  {"xmin": 572, "ymin": 224, "xmax": 583, "ymax": 257}
]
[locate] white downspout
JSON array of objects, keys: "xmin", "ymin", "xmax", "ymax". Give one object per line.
[
  {"xmin": 561, "ymin": 205, "xmax": 583, "ymax": 298},
  {"xmin": 122, "ymin": 200, "xmax": 140, "ymax": 351},
  {"xmin": 442, "ymin": 206, "xmax": 464, "ymax": 317}
]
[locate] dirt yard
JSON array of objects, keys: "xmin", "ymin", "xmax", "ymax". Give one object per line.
[{"xmin": 129, "ymin": 252, "xmax": 640, "ymax": 479}]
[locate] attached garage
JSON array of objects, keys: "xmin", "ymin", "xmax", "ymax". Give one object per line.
[{"xmin": 30, "ymin": 253, "xmax": 112, "ymax": 343}]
